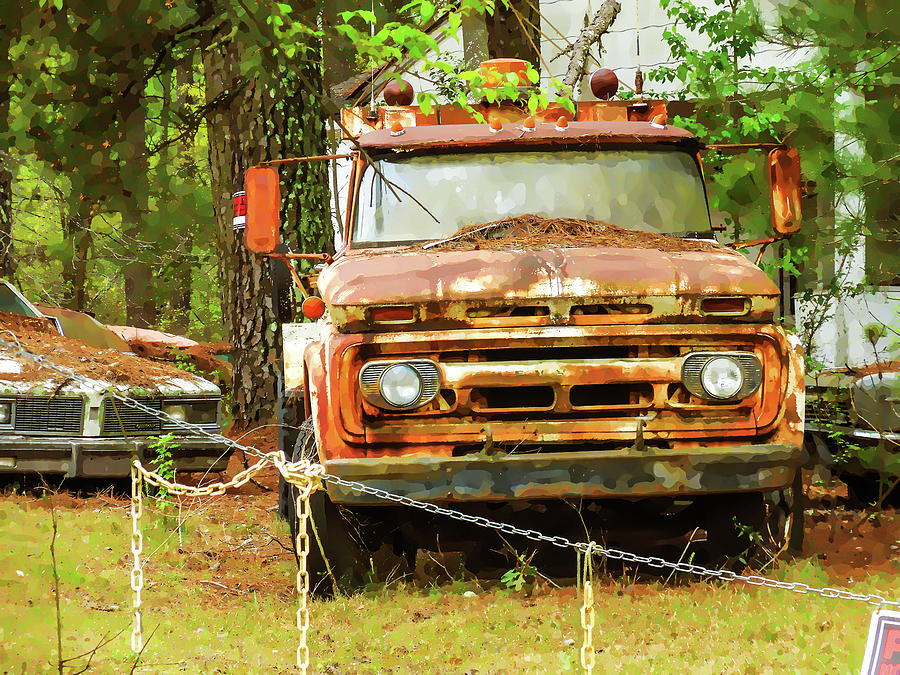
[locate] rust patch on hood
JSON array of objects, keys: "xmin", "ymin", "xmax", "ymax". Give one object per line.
[{"xmin": 318, "ymin": 244, "xmax": 777, "ymax": 308}]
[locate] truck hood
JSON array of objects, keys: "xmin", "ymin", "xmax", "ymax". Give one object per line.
[{"xmin": 319, "ymin": 245, "xmax": 778, "ymax": 306}]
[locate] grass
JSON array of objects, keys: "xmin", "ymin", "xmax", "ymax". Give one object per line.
[{"xmin": 1, "ymin": 493, "xmax": 898, "ymax": 674}]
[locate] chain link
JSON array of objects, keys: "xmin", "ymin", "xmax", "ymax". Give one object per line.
[
  {"xmin": 130, "ymin": 462, "xmax": 144, "ymax": 653},
  {"xmin": 2, "ymin": 332, "xmax": 899, "ymax": 668},
  {"xmin": 294, "ymin": 480, "xmax": 316, "ymax": 674},
  {"xmin": 580, "ymin": 544, "xmax": 596, "ymax": 674},
  {"xmin": 321, "ymin": 473, "xmax": 900, "ymax": 610}
]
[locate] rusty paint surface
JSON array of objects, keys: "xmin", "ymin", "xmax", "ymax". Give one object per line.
[
  {"xmin": 317, "ymin": 246, "xmax": 779, "ymax": 331},
  {"xmin": 301, "ymin": 314, "xmax": 805, "ymax": 504},
  {"xmin": 301, "ymin": 111, "xmax": 805, "ymax": 506},
  {"xmin": 322, "ymin": 443, "xmax": 800, "ymax": 504},
  {"xmin": 356, "ymin": 120, "xmax": 697, "ymax": 155},
  {"xmin": 340, "ymin": 101, "xmax": 667, "ymax": 139}
]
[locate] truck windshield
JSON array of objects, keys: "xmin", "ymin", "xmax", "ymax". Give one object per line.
[{"xmin": 353, "ymin": 149, "xmax": 711, "ymax": 246}]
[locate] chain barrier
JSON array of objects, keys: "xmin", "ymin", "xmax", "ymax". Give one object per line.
[
  {"xmin": 294, "ymin": 480, "xmax": 316, "ymax": 675},
  {"xmin": 580, "ymin": 543, "xmax": 596, "ymax": 674},
  {"xmin": 4, "ymin": 334, "xmax": 900, "ymax": 672},
  {"xmin": 130, "ymin": 462, "xmax": 144, "ymax": 653}
]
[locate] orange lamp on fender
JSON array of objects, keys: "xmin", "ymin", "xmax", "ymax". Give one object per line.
[
  {"xmin": 301, "ymin": 296, "xmax": 326, "ymax": 320},
  {"xmin": 244, "ymin": 166, "xmax": 281, "ymax": 253},
  {"xmin": 768, "ymin": 147, "xmax": 802, "ymax": 235}
]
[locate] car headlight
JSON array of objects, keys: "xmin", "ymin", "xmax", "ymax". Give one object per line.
[
  {"xmin": 0, "ymin": 402, "xmax": 10, "ymax": 425},
  {"xmin": 360, "ymin": 360, "xmax": 440, "ymax": 410},
  {"xmin": 681, "ymin": 352, "xmax": 762, "ymax": 401},
  {"xmin": 161, "ymin": 399, "xmax": 220, "ymax": 429},
  {"xmin": 162, "ymin": 404, "xmax": 188, "ymax": 422}
]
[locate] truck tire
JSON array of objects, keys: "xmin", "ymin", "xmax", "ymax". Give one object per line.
[
  {"xmin": 702, "ymin": 476, "xmax": 803, "ymax": 567},
  {"xmin": 282, "ymin": 420, "xmax": 364, "ymax": 596},
  {"xmin": 269, "ymin": 243, "xmax": 294, "ymax": 324},
  {"xmin": 843, "ymin": 472, "xmax": 900, "ymax": 509},
  {"xmin": 276, "ymin": 376, "xmax": 304, "ymax": 522}
]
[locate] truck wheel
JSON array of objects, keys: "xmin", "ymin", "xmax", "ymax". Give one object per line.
[
  {"xmin": 283, "ymin": 421, "xmax": 364, "ymax": 596},
  {"xmin": 843, "ymin": 472, "xmax": 900, "ymax": 509},
  {"xmin": 276, "ymin": 382, "xmax": 304, "ymax": 522}
]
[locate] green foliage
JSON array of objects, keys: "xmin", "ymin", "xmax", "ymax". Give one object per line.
[
  {"xmin": 501, "ymin": 553, "xmax": 537, "ymax": 592},
  {"xmin": 148, "ymin": 433, "xmax": 177, "ymax": 506},
  {"xmin": 651, "ymin": 0, "xmax": 900, "ymax": 285}
]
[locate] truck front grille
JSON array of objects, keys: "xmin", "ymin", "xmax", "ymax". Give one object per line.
[
  {"xmin": 14, "ymin": 397, "xmax": 84, "ymax": 434},
  {"xmin": 101, "ymin": 398, "xmax": 162, "ymax": 436},
  {"xmin": 349, "ymin": 326, "xmax": 784, "ymax": 447}
]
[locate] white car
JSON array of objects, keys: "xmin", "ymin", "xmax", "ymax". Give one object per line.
[{"xmin": 0, "ymin": 280, "xmax": 231, "ymax": 478}]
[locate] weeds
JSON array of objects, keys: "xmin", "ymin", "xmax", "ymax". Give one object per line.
[{"xmin": 501, "ymin": 552, "xmax": 538, "ymax": 592}]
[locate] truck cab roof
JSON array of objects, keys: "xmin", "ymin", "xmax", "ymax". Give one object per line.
[{"xmin": 357, "ymin": 120, "xmax": 699, "ymax": 154}]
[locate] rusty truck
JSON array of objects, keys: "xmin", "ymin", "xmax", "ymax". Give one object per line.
[{"xmin": 242, "ymin": 69, "xmax": 806, "ymax": 590}]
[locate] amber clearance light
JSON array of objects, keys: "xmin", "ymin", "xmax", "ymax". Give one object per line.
[
  {"xmin": 701, "ymin": 297, "xmax": 749, "ymax": 316},
  {"xmin": 301, "ymin": 296, "xmax": 326, "ymax": 320},
  {"xmin": 369, "ymin": 305, "xmax": 416, "ymax": 324}
]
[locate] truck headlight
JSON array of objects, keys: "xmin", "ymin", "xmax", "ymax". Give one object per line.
[
  {"xmin": 360, "ymin": 360, "xmax": 441, "ymax": 411},
  {"xmin": 681, "ymin": 352, "xmax": 762, "ymax": 401},
  {"xmin": 379, "ymin": 364, "xmax": 422, "ymax": 408},
  {"xmin": 0, "ymin": 402, "xmax": 10, "ymax": 425},
  {"xmin": 700, "ymin": 357, "xmax": 744, "ymax": 399}
]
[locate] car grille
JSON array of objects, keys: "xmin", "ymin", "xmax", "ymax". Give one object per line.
[
  {"xmin": 14, "ymin": 397, "xmax": 84, "ymax": 434},
  {"xmin": 101, "ymin": 398, "xmax": 162, "ymax": 436}
]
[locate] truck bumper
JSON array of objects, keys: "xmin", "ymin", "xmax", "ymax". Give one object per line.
[
  {"xmin": 324, "ymin": 443, "xmax": 802, "ymax": 505},
  {"xmin": 0, "ymin": 436, "xmax": 231, "ymax": 478}
]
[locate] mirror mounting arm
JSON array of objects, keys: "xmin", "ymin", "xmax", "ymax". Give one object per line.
[{"xmin": 728, "ymin": 235, "xmax": 788, "ymax": 266}]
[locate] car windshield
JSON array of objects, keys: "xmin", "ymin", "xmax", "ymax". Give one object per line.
[{"xmin": 353, "ymin": 148, "xmax": 711, "ymax": 246}]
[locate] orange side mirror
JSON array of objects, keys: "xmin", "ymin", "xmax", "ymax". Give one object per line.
[
  {"xmin": 768, "ymin": 147, "xmax": 802, "ymax": 236},
  {"xmin": 244, "ymin": 166, "xmax": 281, "ymax": 253}
]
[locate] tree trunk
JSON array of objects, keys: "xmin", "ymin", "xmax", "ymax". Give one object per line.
[
  {"xmin": 204, "ymin": 23, "xmax": 331, "ymax": 425},
  {"xmin": 171, "ymin": 60, "xmax": 194, "ymax": 334},
  {"xmin": 119, "ymin": 71, "xmax": 155, "ymax": 328},
  {"xmin": 485, "ymin": 0, "xmax": 541, "ymax": 63},
  {"xmin": 61, "ymin": 200, "xmax": 93, "ymax": 310},
  {"xmin": 0, "ymin": 11, "xmax": 16, "ymax": 280}
]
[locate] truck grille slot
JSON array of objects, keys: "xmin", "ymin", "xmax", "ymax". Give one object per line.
[
  {"xmin": 570, "ymin": 384, "xmax": 653, "ymax": 408},
  {"xmin": 102, "ymin": 398, "xmax": 162, "ymax": 436},
  {"xmin": 14, "ymin": 397, "xmax": 83, "ymax": 434},
  {"xmin": 471, "ymin": 386, "xmax": 555, "ymax": 410},
  {"xmin": 476, "ymin": 346, "xmax": 632, "ymax": 362}
]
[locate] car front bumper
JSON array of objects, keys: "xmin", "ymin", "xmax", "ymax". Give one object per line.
[
  {"xmin": 324, "ymin": 443, "xmax": 803, "ymax": 505},
  {"xmin": 0, "ymin": 436, "xmax": 231, "ymax": 477}
]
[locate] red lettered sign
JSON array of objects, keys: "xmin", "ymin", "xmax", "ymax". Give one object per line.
[{"xmin": 861, "ymin": 610, "xmax": 900, "ymax": 675}]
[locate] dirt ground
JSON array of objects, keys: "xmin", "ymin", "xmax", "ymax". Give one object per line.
[
  {"xmin": 4, "ymin": 424, "xmax": 899, "ymax": 673},
  {"xmin": 9, "ymin": 423, "xmax": 900, "ymax": 594}
]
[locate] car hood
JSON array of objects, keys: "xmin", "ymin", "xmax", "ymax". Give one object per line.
[{"xmin": 319, "ymin": 245, "xmax": 778, "ymax": 306}]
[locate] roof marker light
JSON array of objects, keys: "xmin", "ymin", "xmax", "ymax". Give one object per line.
[
  {"xmin": 555, "ymin": 116, "xmax": 569, "ymax": 132},
  {"xmin": 489, "ymin": 118, "xmax": 503, "ymax": 134},
  {"xmin": 390, "ymin": 121, "xmax": 405, "ymax": 136},
  {"xmin": 650, "ymin": 113, "xmax": 668, "ymax": 129},
  {"xmin": 522, "ymin": 116, "xmax": 536, "ymax": 132}
]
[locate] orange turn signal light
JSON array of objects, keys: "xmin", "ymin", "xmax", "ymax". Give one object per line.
[
  {"xmin": 370, "ymin": 305, "xmax": 415, "ymax": 323},
  {"xmin": 701, "ymin": 297, "xmax": 748, "ymax": 315},
  {"xmin": 301, "ymin": 296, "xmax": 326, "ymax": 320}
]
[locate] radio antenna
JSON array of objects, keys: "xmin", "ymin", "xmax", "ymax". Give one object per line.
[
  {"xmin": 368, "ymin": 0, "xmax": 377, "ymax": 120},
  {"xmin": 634, "ymin": 0, "xmax": 643, "ymax": 95}
]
